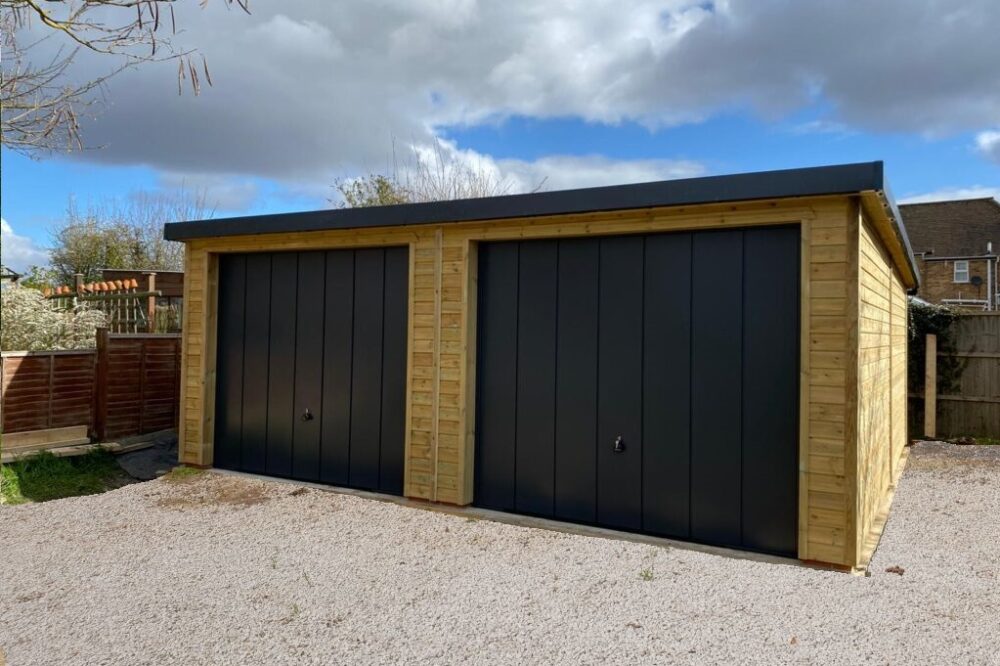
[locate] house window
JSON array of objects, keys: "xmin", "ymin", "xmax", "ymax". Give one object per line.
[{"xmin": 954, "ymin": 260, "xmax": 970, "ymax": 283}]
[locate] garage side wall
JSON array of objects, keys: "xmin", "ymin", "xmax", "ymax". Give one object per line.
[{"xmin": 855, "ymin": 213, "xmax": 909, "ymax": 564}]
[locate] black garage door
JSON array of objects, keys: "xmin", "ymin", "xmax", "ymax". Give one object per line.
[
  {"xmin": 475, "ymin": 227, "xmax": 799, "ymax": 556},
  {"xmin": 214, "ymin": 247, "xmax": 408, "ymax": 494}
]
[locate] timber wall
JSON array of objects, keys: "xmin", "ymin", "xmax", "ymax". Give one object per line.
[{"xmin": 855, "ymin": 213, "xmax": 909, "ymax": 564}]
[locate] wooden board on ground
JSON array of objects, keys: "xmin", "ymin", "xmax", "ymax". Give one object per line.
[
  {"xmin": 1, "ymin": 425, "xmax": 91, "ymax": 455},
  {"xmin": 0, "ymin": 428, "xmax": 173, "ymax": 464}
]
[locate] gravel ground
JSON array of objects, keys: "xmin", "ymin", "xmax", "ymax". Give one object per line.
[{"xmin": 1, "ymin": 442, "xmax": 998, "ymax": 665}]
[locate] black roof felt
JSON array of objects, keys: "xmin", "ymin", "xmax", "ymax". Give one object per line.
[{"xmin": 163, "ymin": 161, "xmax": 915, "ymax": 282}]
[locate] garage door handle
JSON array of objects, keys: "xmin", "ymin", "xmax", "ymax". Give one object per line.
[
  {"xmin": 613, "ymin": 435, "xmax": 625, "ymax": 453},
  {"xmin": 301, "ymin": 408, "xmax": 314, "ymax": 422}
]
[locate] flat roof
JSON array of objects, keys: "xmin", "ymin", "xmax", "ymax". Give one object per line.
[{"xmin": 163, "ymin": 160, "xmax": 917, "ymax": 284}]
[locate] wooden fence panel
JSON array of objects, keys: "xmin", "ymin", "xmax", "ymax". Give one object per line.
[
  {"xmin": 2, "ymin": 333, "xmax": 182, "ymax": 446},
  {"xmin": 1, "ymin": 351, "xmax": 97, "ymax": 434},
  {"xmin": 101, "ymin": 335, "xmax": 183, "ymax": 439},
  {"xmin": 937, "ymin": 314, "xmax": 1000, "ymax": 439}
]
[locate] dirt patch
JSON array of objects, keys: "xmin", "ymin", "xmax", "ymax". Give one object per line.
[{"xmin": 155, "ymin": 475, "xmax": 273, "ymax": 510}]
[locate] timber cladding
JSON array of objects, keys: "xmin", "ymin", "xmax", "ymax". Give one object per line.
[{"xmin": 172, "ymin": 174, "xmax": 916, "ymax": 570}]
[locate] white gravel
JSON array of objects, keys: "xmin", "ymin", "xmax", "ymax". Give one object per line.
[{"xmin": 2, "ymin": 442, "xmax": 999, "ymax": 665}]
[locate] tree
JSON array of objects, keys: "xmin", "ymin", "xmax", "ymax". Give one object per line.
[
  {"xmin": 336, "ymin": 174, "xmax": 411, "ymax": 208},
  {"xmin": 1, "ymin": 0, "xmax": 250, "ymax": 154},
  {"xmin": 332, "ymin": 140, "xmax": 529, "ymax": 208},
  {"xmin": 47, "ymin": 189, "xmax": 211, "ymax": 284},
  {"xmin": 15, "ymin": 264, "xmax": 60, "ymax": 290}
]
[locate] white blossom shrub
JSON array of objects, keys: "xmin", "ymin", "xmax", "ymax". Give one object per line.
[{"xmin": 1, "ymin": 286, "xmax": 107, "ymax": 351}]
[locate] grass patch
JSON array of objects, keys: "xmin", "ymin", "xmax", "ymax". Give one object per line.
[
  {"xmin": 163, "ymin": 465, "xmax": 206, "ymax": 482},
  {"xmin": 0, "ymin": 449, "xmax": 131, "ymax": 505},
  {"xmin": 638, "ymin": 566, "xmax": 655, "ymax": 582}
]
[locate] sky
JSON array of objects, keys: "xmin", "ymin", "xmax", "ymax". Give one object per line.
[{"xmin": 3, "ymin": 0, "xmax": 999, "ymax": 271}]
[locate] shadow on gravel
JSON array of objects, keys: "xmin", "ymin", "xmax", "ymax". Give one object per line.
[{"xmin": 116, "ymin": 431, "xmax": 179, "ymax": 481}]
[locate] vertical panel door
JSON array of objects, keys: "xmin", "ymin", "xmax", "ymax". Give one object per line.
[
  {"xmin": 475, "ymin": 226, "xmax": 799, "ymax": 557},
  {"xmin": 214, "ymin": 247, "xmax": 409, "ymax": 494}
]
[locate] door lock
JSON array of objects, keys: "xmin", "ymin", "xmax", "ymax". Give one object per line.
[
  {"xmin": 301, "ymin": 408, "xmax": 314, "ymax": 422},
  {"xmin": 613, "ymin": 435, "xmax": 625, "ymax": 453}
]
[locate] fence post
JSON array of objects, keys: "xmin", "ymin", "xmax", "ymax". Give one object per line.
[
  {"xmin": 94, "ymin": 327, "xmax": 110, "ymax": 441},
  {"xmin": 46, "ymin": 354, "xmax": 55, "ymax": 429},
  {"xmin": 145, "ymin": 272, "xmax": 157, "ymax": 333},
  {"xmin": 924, "ymin": 333, "xmax": 937, "ymax": 439},
  {"xmin": 72, "ymin": 273, "xmax": 84, "ymax": 309}
]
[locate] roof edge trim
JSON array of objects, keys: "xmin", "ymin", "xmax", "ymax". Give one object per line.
[{"xmin": 164, "ymin": 161, "xmax": 887, "ymax": 241}]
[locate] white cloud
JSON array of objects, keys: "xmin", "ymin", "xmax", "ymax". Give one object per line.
[
  {"xmin": 153, "ymin": 172, "xmax": 260, "ymax": 213},
  {"xmin": 13, "ymin": 0, "xmax": 1000, "ymax": 189},
  {"xmin": 330, "ymin": 139, "xmax": 706, "ymax": 204},
  {"xmin": 788, "ymin": 120, "xmax": 855, "ymax": 137},
  {"xmin": 899, "ymin": 187, "xmax": 1000, "ymax": 205},
  {"xmin": 247, "ymin": 15, "xmax": 343, "ymax": 61},
  {"xmin": 496, "ymin": 154, "xmax": 705, "ymax": 192},
  {"xmin": 975, "ymin": 130, "xmax": 1000, "ymax": 164},
  {"xmin": 1, "ymin": 218, "xmax": 49, "ymax": 272}
]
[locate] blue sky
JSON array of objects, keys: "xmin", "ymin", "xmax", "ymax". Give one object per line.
[{"xmin": 3, "ymin": 0, "xmax": 999, "ymax": 270}]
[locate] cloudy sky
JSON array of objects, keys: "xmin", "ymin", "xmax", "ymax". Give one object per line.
[{"xmin": 3, "ymin": 0, "xmax": 999, "ymax": 270}]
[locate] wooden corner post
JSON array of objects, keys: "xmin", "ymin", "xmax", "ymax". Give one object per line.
[{"xmin": 145, "ymin": 272, "xmax": 157, "ymax": 332}]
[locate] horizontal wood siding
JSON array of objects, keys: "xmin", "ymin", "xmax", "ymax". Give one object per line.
[
  {"xmin": 855, "ymin": 213, "xmax": 908, "ymax": 564},
  {"xmin": 802, "ymin": 202, "xmax": 853, "ymax": 566}
]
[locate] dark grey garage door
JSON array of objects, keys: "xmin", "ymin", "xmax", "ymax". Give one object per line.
[
  {"xmin": 475, "ymin": 227, "xmax": 799, "ymax": 556},
  {"xmin": 214, "ymin": 247, "xmax": 408, "ymax": 494}
]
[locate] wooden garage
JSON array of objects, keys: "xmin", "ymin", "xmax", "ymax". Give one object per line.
[{"xmin": 164, "ymin": 161, "xmax": 918, "ymax": 570}]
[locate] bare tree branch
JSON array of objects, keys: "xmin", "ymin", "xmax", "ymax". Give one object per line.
[
  {"xmin": 49, "ymin": 188, "xmax": 215, "ymax": 284},
  {"xmin": 1, "ymin": 0, "xmax": 250, "ymax": 154}
]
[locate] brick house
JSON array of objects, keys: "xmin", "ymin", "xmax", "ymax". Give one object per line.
[{"xmin": 898, "ymin": 197, "xmax": 1000, "ymax": 310}]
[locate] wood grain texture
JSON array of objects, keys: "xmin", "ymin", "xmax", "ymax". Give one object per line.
[{"xmin": 854, "ymin": 212, "xmax": 910, "ymax": 567}]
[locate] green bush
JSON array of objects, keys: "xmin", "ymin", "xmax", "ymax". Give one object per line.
[{"xmin": 907, "ymin": 298, "xmax": 964, "ymax": 395}]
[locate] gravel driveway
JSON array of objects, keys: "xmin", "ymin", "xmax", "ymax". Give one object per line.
[{"xmin": 2, "ymin": 442, "xmax": 998, "ymax": 665}]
